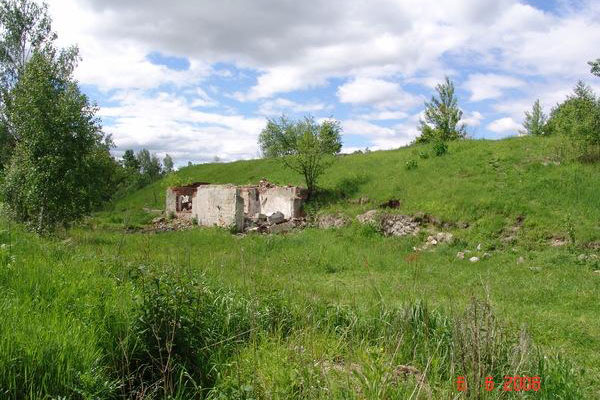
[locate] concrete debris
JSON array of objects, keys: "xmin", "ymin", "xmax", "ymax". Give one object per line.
[
  {"xmin": 380, "ymin": 214, "xmax": 420, "ymax": 236},
  {"xmin": 357, "ymin": 209, "xmax": 379, "ymax": 224},
  {"xmin": 317, "ymin": 213, "xmax": 349, "ymax": 229},
  {"xmin": 147, "ymin": 216, "xmax": 196, "ymax": 233},
  {"xmin": 348, "ymin": 196, "xmax": 370, "ymax": 205},
  {"xmin": 267, "ymin": 211, "xmax": 285, "ymax": 224},
  {"xmin": 416, "ymin": 231, "xmax": 453, "ymax": 251}
]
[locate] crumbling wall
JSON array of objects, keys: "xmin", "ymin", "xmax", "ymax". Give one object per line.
[
  {"xmin": 239, "ymin": 186, "xmax": 261, "ymax": 216},
  {"xmin": 166, "ymin": 188, "xmax": 178, "ymax": 215},
  {"xmin": 259, "ymin": 186, "xmax": 307, "ymax": 219},
  {"xmin": 165, "ymin": 183, "xmax": 209, "ymax": 218},
  {"xmin": 193, "ymin": 185, "xmax": 244, "ymax": 232}
]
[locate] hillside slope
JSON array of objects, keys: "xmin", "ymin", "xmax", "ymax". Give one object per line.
[{"xmin": 114, "ymin": 135, "xmax": 599, "ymax": 246}]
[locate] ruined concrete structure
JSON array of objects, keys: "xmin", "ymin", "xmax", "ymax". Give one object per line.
[{"xmin": 166, "ymin": 180, "xmax": 307, "ymax": 232}]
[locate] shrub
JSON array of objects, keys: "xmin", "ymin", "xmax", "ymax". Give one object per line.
[
  {"xmin": 433, "ymin": 140, "xmax": 448, "ymax": 156},
  {"xmin": 405, "ymin": 159, "xmax": 418, "ymax": 170},
  {"xmin": 547, "ymin": 81, "xmax": 600, "ymax": 161}
]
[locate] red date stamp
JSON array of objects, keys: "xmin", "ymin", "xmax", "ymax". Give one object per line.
[{"xmin": 456, "ymin": 375, "xmax": 541, "ymax": 392}]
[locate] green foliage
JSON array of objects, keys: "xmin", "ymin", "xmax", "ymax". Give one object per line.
[
  {"xmin": 163, "ymin": 153, "xmax": 174, "ymax": 173},
  {"xmin": 520, "ymin": 99, "xmax": 548, "ymax": 136},
  {"xmin": 416, "ymin": 76, "xmax": 466, "ymax": 143},
  {"xmin": 547, "ymin": 81, "xmax": 600, "ymax": 160},
  {"xmin": 122, "ymin": 149, "xmax": 139, "ymax": 171},
  {"xmin": 259, "ymin": 115, "xmax": 342, "ymax": 195},
  {"xmin": 589, "ymin": 58, "xmax": 600, "ymax": 77},
  {"xmin": 0, "ymin": 0, "xmax": 79, "ymax": 169},
  {"xmin": 1, "ymin": 52, "xmax": 114, "ymax": 233},
  {"xmin": 432, "ymin": 139, "xmax": 448, "ymax": 156},
  {"xmin": 137, "ymin": 148, "xmax": 163, "ymax": 182},
  {"xmin": 405, "ymin": 159, "xmax": 418, "ymax": 170}
]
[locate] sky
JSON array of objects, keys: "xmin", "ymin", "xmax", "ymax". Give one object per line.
[{"xmin": 47, "ymin": 0, "xmax": 600, "ymax": 166}]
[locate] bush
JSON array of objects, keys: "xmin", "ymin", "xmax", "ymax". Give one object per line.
[
  {"xmin": 405, "ymin": 159, "xmax": 418, "ymax": 170},
  {"xmin": 547, "ymin": 81, "xmax": 600, "ymax": 161},
  {"xmin": 433, "ymin": 140, "xmax": 448, "ymax": 156}
]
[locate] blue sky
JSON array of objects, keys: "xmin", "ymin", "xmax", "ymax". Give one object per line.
[{"xmin": 49, "ymin": 0, "xmax": 600, "ymax": 166}]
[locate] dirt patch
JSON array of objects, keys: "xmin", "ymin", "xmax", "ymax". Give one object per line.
[
  {"xmin": 501, "ymin": 215, "xmax": 525, "ymax": 243},
  {"xmin": 550, "ymin": 237, "xmax": 568, "ymax": 247},
  {"xmin": 379, "ymin": 199, "xmax": 402, "ymax": 209}
]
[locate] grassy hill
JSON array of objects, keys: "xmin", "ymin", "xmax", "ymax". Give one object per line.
[{"xmin": 1, "ymin": 135, "xmax": 599, "ymax": 398}]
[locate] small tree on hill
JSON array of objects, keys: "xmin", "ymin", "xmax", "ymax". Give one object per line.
[
  {"xmin": 520, "ymin": 99, "xmax": 548, "ymax": 136},
  {"xmin": 137, "ymin": 148, "xmax": 162, "ymax": 183},
  {"xmin": 122, "ymin": 149, "xmax": 140, "ymax": 171},
  {"xmin": 259, "ymin": 115, "xmax": 342, "ymax": 197},
  {"xmin": 589, "ymin": 58, "xmax": 600, "ymax": 77},
  {"xmin": 416, "ymin": 76, "xmax": 466, "ymax": 144},
  {"xmin": 163, "ymin": 154, "xmax": 174, "ymax": 173},
  {"xmin": 547, "ymin": 81, "xmax": 600, "ymax": 160}
]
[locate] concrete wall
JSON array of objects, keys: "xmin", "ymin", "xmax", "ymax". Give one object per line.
[
  {"xmin": 166, "ymin": 188, "xmax": 178, "ymax": 215},
  {"xmin": 193, "ymin": 185, "xmax": 244, "ymax": 231},
  {"xmin": 259, "ymin": 186, "xmax": 307, "ymax": 219},
  {"xmin": 239, "ymin": 187, "xmax": 261, "ymax": 216}
]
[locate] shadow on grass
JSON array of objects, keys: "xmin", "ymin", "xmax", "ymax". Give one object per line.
[{"xmin": 308, "ymin": 174, "xmax": 371, "ymax": 210}]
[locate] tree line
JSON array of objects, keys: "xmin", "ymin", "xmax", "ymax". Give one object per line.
[{"xmin": 0, "ymin": 0, "xmax": 174, "ymax": 233}]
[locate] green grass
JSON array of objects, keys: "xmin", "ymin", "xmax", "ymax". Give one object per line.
[{"xmin": 1, "ymin": 135, "xmax": 599, "ymax": 398}]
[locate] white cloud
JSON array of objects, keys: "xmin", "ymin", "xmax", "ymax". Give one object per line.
[
  {"xmin": 464, "ymin": 74, "xmax": 524, "ymax": 101},
  {"xmin": 258, "ymin": 98, "xmax": 329, "ymax": 116},
  {"xmin": 337, "ymin": 77, "xmax": 422, "ymax": 109},
  {"xmin": 487, "ymin": 117, "xmax": 521, "ymax": 134},
  {"xmin": 461, "ymin": 111, "xmax": 484, "ymax": 127},
  {"xmin": 359, "ymin": 110, "xmax": 409, "ymax": 120},
  {"xmin": 99, "ymin": 90, "xmax": 265, "ymax": 163},
  {"xmin": 44, "ymin": 0, "xmax": 600, "ymax": 161},
  {"xmin": 342, "ymin": 119, "xmax": 419, "ymax": 149}
]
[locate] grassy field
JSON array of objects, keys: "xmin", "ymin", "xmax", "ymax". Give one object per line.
[{"xmin": 1, "ymin": 135, "xmax": 598, "ymax": 398}]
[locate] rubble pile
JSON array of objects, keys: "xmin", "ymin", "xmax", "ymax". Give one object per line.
[{"xmin": 244, "ymin": 211, "xmax": 306, "ymax": 234}]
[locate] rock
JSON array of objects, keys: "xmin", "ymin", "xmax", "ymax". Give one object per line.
[
  {"xmin": 483, "ymin": 252, "xmax": 491, "ymax": 259},
  {"xmin": 317, "ymin": 213, "xmax": 348, "ymax": 229},
  {"xmin": 457, "ymin": 252, "xmax": 465, "ymax": 259},
  {"xmin": 349, "ymin": 196, "xmax": 370, "ymax": 205},
  {"xmin": 577, "ymin": 254, "xmax": 587, "ymax": 261},
  {"xmin": 267, "ymin": 211, "xmax": 285, "ymax": 224},
  {"xmin": 469, "ymin": 256, "xmax": 480, "ymax": 263},
  {"xmin": 267, "ymin": 220, "xmax": 295, "ymax": 234},
  {"xmin": 529, "ymin": 267, "xmax": 542, "ymax": 272},
  {"xmin": 476, "ymin": 243, "xmax": 482, "ymax": 251},
  {"xmin": 357, "ymin": 210, "xmax": 379, "ymax": 224},
  {"xmin": 380, "ymin": 214, "xmax": 420, "ymax": 236},
  {"xmin": 594, "ymin": 270, "xmax": 600, "ymax": 275},
  {"xmin": 517, "ymin": 256, "xmax": 525, "ymax": 264},
  {"xmin": 436, "ymin": 232, "xmax": 453, "ymax": 243}
]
